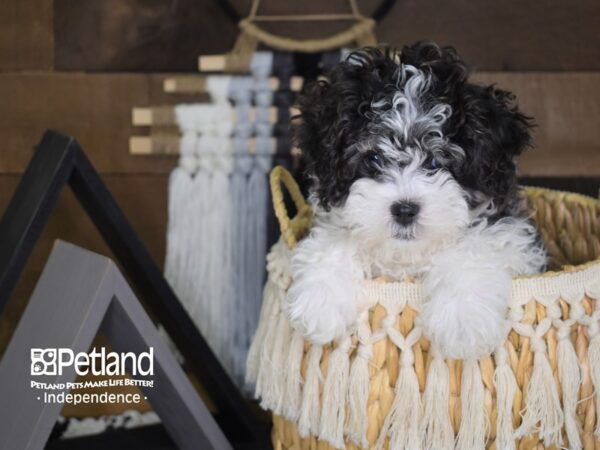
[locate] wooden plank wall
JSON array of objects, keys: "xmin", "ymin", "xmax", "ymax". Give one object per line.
[{"xmin": 0, "ymin": 0, "xmax": 599, "ymax": 418}]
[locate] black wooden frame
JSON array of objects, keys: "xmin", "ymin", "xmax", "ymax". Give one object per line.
[{"xmin": 0, "ymin": 130, "xmax": 268, "ymax": 448}]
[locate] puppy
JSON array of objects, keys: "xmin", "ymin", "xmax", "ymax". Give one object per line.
[{"xmin": 286, "ymin": 42, "xmax": 546, "ymax": 360}]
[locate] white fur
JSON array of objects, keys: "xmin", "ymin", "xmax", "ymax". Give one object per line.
[
  {"xmin": 420, "ymin": 218, "xmax": 545, "ymax": 359},
  {"xmin": 286, "ymin": 66, "xmax": 546, "ymax": 359}
]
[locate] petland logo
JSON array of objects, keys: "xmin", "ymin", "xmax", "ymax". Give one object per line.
[{"xmin": 31, "ymin": 347, "xmax": 154, "ymax": 377}]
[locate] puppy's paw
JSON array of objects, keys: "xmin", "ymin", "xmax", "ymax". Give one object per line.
[
  {"xmin": 286, "ymin": 278, "xmax": 359, "ymax": 344},
  {"xmin": 421, "ymin": 274, "xmax": 511, "ymax": 360}
]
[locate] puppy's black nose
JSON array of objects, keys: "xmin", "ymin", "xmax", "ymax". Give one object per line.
[{"xmin": 391, "ymin": 201, "xmax": 420, "ymax": 225}]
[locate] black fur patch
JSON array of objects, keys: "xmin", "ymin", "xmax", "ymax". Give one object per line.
[{"xmin": 294, "ymin": 41, "xmax": 533, "ymax": 217}]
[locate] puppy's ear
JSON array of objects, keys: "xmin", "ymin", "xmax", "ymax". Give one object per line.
[
  {"xmin": 452, "ymin": 83, "xmax": 533, "ymax": 209},
  {"xmin": 294, "ymin": 47, "xmax": 398, "ymax": 209}
]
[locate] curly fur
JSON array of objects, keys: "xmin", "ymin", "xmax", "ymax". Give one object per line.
[{"xmin": 288, "ymin": 41, "xmax": 546, "ymax": 360}]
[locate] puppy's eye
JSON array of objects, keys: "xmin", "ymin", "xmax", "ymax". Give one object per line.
[
  {"xmin": 366, "ymin": 153, "xmax": 382, "ymax": 166},
  {"xmin": 427, "ymin": 157, "xmax": 441, "ymax": 170}
]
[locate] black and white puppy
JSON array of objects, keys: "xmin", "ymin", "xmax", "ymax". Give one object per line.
[{"xmin": 287, "ymin": 42, "xmax": 546, "ymax": 360}]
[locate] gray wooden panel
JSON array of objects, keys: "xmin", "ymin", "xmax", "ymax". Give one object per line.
[
  {"xmin": 0, "ymin": 240, "xmax": 231, "ymax": 450},
  {"xmin": 0, "ymin": 241, "xmax": 113, "ymax": 450},
  {"xmin": 101, "ymin": 265, "xmax": 232, "ymax": 450}
]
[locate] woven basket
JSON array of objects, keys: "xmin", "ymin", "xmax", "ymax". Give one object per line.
[{"xmin": 246, "ymin": 166, "xmax": 600, "ymax": 450}]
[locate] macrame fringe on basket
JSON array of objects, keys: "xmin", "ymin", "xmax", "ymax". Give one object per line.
[{"xmin": 247, "ymin": 166, "xmax": 600, "ymax": 450}]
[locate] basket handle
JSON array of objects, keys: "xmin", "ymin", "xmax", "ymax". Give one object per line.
[{"xmin": 270, "ymin": 166, "xmax": 311, "ymax": 249}]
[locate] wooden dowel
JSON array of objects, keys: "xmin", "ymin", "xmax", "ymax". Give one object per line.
[
  {"xmin": 132, "ymin": 106, "xmax": 293, "ymax": 127},
  {"xmin": 290, "ymin": 76, "xmax": 304, "ymax": 92},
  {"xmin": 129, "ymin": 135, "xmax": 180, "ymax": 155},
  {"xmin": 198, "ymin": 54, "xmax": 309, "ymax": 87},
  {"xmin": 129, "ymin": 135, "xmax": 278, "ymax": 156},
  {"xmin": 163, "ymin": 76, "xmax": 304, "ymax": 94},
  {"xmin": 163, "ymin": 76, "xmax": 208, "ymax": 93},
  {"xmin": 132, "ymin": 107, "xmax": 176, "ymax": 127},
  {"xmin": 289, "ymin": 106, "xmax": 301, "ymax": 118},
  {"xmin": 199, "ymin": 55, "xmax": 227, "ymax": 72},
  {"xmin": 252, "ymin": 14, "xmax": 356, "ymax": 22}
]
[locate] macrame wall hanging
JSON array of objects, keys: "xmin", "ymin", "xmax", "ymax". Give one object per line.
[
  {"xmin": 144, "ymin": 1, "xmax": 383, "ymax": 389},
  {"xmin": 164, "ymin": 77, "xmax": 237, "ymax": 373}
]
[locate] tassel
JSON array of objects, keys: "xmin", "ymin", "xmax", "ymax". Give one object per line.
[
  {"xmin": 282, "ymin": 330, "xmax": 305, "ymax": 421},
  {"xmin": 588, "ymin": 333, "xmax": 600, "ymax": 437},
  {"xmin": 165, "ymin": 105, "xmax": 199, "ymax": 305},
  {"xmin": 189, "ymin": 148, "xmax": 211, "ymax": 337},
  {"xmin": 515, "ymin": 344, "xmax": 564, "ymax": 446},
  {"xmin": 298, "ymin": 344, "xmax": 323, "ymax": 438},
  {"xmin": 493, "ymin": 347, "xmax": 517, "ymax": 450},
  {"xmin": 255, "ymin": 301, "xmax": 282, "ymax": 401},
  {"xmin": 456, "ymin": 360, "xmax": 487, "ymax": 450},
  {"xmin": 164, "ymin": 166, "xmax": 193, "ymax": 298},
  {"xmin": 245, "ymin": 277, "xmax": 276, "ymax": 384},
  {"xmin": 378, "ymin": 358, "xmax": 422, "ymax": 450},
  {"xmin": 377, "ymin": 327, "xmax": 422, "ymax": 450},
  {"xmin": 272, "ymin": 321, "xmax": 293, "ymax": 414},
  {"xmin": 247, "ymin": 239, "xmax": 291, "ymax": 386},
  {"xmin": 557, "ymin": 325, "xmax": 582, "ymax": 449},
  {"xmin": 421, "ymin": 353, "xmax": 454, "ymax": 450},
  {"xmin": 319, "ymin": 337, "xmax": 352, "ymax": 449},
  {"xmin": 229, "ymin": 75, "xmax": 254, "ymax": 387},
  {"xmin": 346, "ymin": 344, "xmax": 372, "ymax": 449},
  {"xmin": 260, "ymin": 311, "xmax": 292, "ymax": 412}
]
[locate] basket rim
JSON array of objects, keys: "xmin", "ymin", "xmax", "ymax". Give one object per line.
[
  {"xmin": 521, "ymin": 184, "xmax": 600, "ymax": 207},
  {"xmin": 519, "ymin": 184, "xmax": 600, "ymax": 280}
]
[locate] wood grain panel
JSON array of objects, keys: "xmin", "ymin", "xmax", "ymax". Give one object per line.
[
  {"xmin": 0, "ymin": 0, "xmax": 53, "ymax": 71},
  {"xmin": 53, "ymin": 0, "xmax": 600, "ymax": 72},
  {"xmin": 473, "ymin": 72, "xmax": 600, "ymax": 177},
  {"xmin": 376, "ymin": 0, "xmax": 600, "ymax": 72},
  {"xmin": 54, "ymin": 0, "xmax": 239, "ymax": 72},
  {"xmin": 0, "ymin": 73, "xmax": 182, "ymax": 174},
  {"xmin": 0, "ymin": 71, "xmax": 598, "ymax": 176}
]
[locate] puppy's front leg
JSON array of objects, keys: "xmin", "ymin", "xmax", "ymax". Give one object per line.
[
  {"xmin": 286, "ymin": 225, "xmax": 364, "ymax": 344},
  {"xmin": 421, "ymin": 219, "xmax": 544, "ymax": 360},
  {"xmin": 421, "ymin": 256, "xmax": 511, "ymax": 360}
]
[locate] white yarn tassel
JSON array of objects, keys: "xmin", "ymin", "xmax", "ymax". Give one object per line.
[
  {"xmin": 164, "ymin": 166, "xmax": 193, "ymax": 296},
  {"xmin": 493, "ymin": 346, "xmax": 517, "ymax": 450},
  {"xmin": 319, "ymin": 337, "xmax": 351, "ymax": 449},
  {"xmin": 247, "ymin": 240, "xmax": 291, "ymax": 386},
  {"xmin": 273, "ymin": 317, "xmax": 293, "ymax": 415},
  {"xmin": 456, "ymin": 360, "xmax": 488, "ymax": 450},
  {"xmin": 346, "ymin": 344, "xmax": 371, "ymax": 449},
  {"xmin": 298, "ymin": 344, "xmax": 323, "ymax": 438},
  {"xmin": 283, "ymin": 330, "xmax": 305, "ymax": 421},
  {"xmin": 260, "ymin": 311, "xmax": 292, "ymax": 412},
  {"xmin": 557, "ymin": 325, "xmax": 582, "ymax": 450},
  {"xmin": 245, "ymin": 276, "xmax": 276, "ymax": 384},
  {"xmin": 588, "ymin": 333, "xmax": 600, "ymax": 437},
  {"xmin": 166, "ymin": 106, "xmax": 199, "ymax": 304},
  {"xmin": 421, "ymin": 352, "xmax": 454, "ymax": 450},
  {"xmin": 255, "ymin": 301, "xmax": 282, "ymax": 401},
  {"xmin": 515, "ymin": 326, "xmax": 564, "ymax": 447},
  {"xmin": 377, "ymin": 327, "xmax": 422, "ymax": 450}
]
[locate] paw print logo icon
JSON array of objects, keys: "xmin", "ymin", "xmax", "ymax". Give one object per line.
[{"xmin": 30, "ymin": 349, "xmax": 57, "ymax": 376}]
